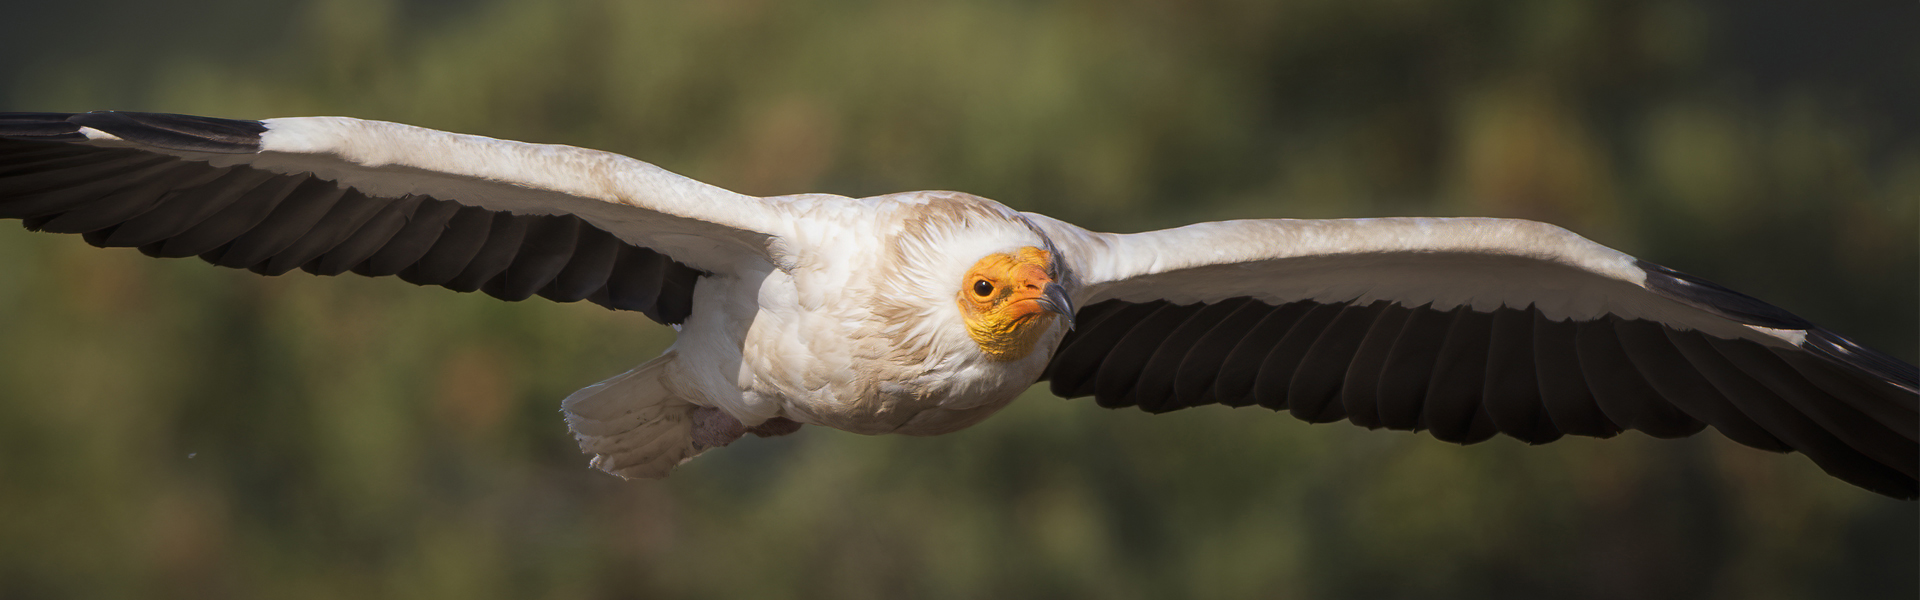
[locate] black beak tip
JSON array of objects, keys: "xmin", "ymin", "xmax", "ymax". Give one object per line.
[{"xmin": 1039, "ymin": 282, "xmax": 1075, "ymax": 329}]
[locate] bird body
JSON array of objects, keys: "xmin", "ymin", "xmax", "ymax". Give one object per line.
[
  {"xmin": 1, "ymin": 111, "xmax": 1913, "ymax": 497},
  {"xmin": 683, "ymin": 190, "xmax": 1066, "ymax": 435},
  {"xmin": 567, "ymin": 189, "xmax": 1074, "ymax": 475}
]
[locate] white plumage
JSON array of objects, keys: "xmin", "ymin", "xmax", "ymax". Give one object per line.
[{"xmin": 1, "ymin": 111, "xmax": 1912, "ymax": 498}]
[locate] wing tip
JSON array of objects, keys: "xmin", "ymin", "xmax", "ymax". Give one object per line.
[
  {"xmin": 1802, "ymin": 328, "xmax": 1920, "ymax": 395},
  {"xmin": 0, "ymin": 112, "xmax": 87, "ymax": 142},
  {"xmin": 1635, "ymin": 260, "xmax": 1917, "ymax": 394},
  {"xmin": 62, "ymin": 111, "xmax": 267, "ymax": 154},
  {"xmin": 2, "ymin": 111, "xmax": 266, "ymax": 153}
]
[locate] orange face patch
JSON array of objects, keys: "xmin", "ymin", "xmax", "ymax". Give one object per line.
[{"xmin": 957, "ymin": 247, "xmax": 1059, "ymax": 361}]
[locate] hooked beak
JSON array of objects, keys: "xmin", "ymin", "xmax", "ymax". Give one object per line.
[{"xmin": 1033, "ymin": 282, "xmax": 1076, "ymax": 330}]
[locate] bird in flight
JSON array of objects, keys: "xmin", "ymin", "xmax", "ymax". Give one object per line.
[{"xmin": 1, "ymin": 111, "xmax": 1913, "ymax": 499}]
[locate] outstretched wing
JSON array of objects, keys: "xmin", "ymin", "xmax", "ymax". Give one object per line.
[
  {"xmin": 0, "ymin": 111, "xmax": 788, "ymax": 324},
  {"xmin": 1028, "ymin": 215, "xmax": 1918, "ymax": 499}
]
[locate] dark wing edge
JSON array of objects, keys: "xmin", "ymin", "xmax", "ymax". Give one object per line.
[
  {"xmin": 1638, "ymin": 259, "xmax": 1918, "ymax": 394},
  {"xmin": 1040, "ymin": 265, "xmax": 1919, "ymax": 499},
  {"xmin": 0, "ymin": 111, "xmax": 703, "ymax": 324}
]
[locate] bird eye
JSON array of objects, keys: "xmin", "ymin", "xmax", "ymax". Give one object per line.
[{"xmin": 973, "ymin": 279, "xmax": 994, "ymax": 296}]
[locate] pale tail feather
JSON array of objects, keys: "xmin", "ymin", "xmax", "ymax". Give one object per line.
[{"xmin": 561, "ymin": 357, "xmax": 705, "ymax": 479}]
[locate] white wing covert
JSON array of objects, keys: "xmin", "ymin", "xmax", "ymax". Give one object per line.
[
  {"xmin": 0, "ymin": 111, "xmax": 785, "ymax": 324},
  {"xmin": 1028, "ymin": 215, "xmax": 1919, "ymax": 499}
]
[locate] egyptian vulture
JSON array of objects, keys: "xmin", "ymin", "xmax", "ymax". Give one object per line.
[{"xmin": 1, "ymin": 111, "xmax": 1914, "ymax": 499}]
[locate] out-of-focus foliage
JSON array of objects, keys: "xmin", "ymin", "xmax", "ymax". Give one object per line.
[{"xmin": 0, "ymin": 0, "xmax": 1914, "ymax": 598}]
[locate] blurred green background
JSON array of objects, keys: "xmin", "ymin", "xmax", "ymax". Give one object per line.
[{"xmin": 0, "ymin": 0, "xmax": 1914, "ymax": 598}]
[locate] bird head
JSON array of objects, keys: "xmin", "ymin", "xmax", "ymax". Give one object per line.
[{"xmin": 957, "ymin": 246, "xmax": 1074, "ymax": 361}]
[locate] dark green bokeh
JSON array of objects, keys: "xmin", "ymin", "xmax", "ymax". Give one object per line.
[{"xmin": 0, "ymin": 1, "xmax": 1913, "ymax": 598}]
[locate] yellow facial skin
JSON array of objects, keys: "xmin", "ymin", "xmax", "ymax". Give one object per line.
[{"xmin": 957, "ymin": 246, "xmax": 1061, "ymax": 361}]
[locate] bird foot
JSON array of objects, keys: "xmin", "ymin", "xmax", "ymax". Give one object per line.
[
  {"xmin": 690, "ymin": 407, "xmax": 745, "ymax": 450},
  {"xmin": 747, "ymin": 417, "xmax": 803, "ymax": 438},
  {"xmin": 689, "ymin": 407, "xmax": 802, "ymax": 450}
]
